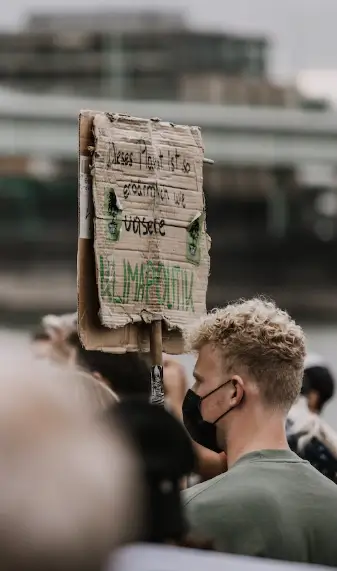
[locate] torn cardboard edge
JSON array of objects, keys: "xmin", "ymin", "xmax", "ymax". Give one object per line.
[{"xmin": 77, "ymin": 109, "xmax": 210, "ymax": 354}]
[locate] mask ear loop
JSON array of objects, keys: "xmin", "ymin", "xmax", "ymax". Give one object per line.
[
  {"xmin": 200, "ymin": 381, "xmax": 228, "ymax": 402},
  {"xmin": 213, "ymin": 405, "xmax": 234, "ymax": 426},
  {"xmin": 203, "ymin": 379, "xmax": 236, "ymax": 425}
]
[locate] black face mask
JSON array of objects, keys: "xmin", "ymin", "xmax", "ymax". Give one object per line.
[{"xmin": 182, "ymin": 383, "xmax": 232, "ymax": 453}]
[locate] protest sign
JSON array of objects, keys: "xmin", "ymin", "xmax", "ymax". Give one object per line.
[{"xmin": 77, "ymin": 111, "xmax": 210, "ymax": 356}]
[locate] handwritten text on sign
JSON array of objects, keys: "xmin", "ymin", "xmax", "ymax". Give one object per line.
[
  {"xmin": 92, "ymin": 113, "xmax": 209, "ymax": 331},
  {"xmin": 100, "ymin": 256, "xmax": 195, "ymax": 312},
  {"xmin": 99, "ymin": 138, "xmax": 192, "ymax": 209},
  {"xmin": 104, "ymin": 139, "xmax": 191, "ymax": 174}
]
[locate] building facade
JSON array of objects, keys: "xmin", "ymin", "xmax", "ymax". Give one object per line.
[{"xmin": 0, "ymin": 10, "xmax": 280, "ymax": 104}]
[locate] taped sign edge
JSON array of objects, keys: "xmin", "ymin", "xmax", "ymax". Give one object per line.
[{"xmin": 79, "ymin": 155, "xmax": 93, "ymax": 239}]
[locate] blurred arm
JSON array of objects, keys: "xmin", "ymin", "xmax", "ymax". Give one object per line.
[{"xmin": 195, "ymin": 445, "xmax": 227, "ymax": 481}]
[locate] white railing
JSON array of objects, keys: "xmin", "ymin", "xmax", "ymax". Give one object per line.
[{"xmin": 1, "ymin": 86, "xmax": 337, "ymax": 134}]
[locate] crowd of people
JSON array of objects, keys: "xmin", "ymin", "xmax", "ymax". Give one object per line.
[{"xmin": 5, "ymin": 298, "xmax": 337, "ymax": 568}]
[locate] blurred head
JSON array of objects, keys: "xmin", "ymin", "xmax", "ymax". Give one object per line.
[
  {"xmin": 70, "ymin": 333, "xmax": 151, "ymax": 399},
  {"xmin": 42, "ymin": 313, "xmax": 77, "ymax": 340},
  {"xmin": 0, "ymin": 355, "xmax": 142, "ymax": 571},
  {"xmin": 183, "ymin": 298, "xmax": 306, "ymax": 455},
  {"xmin": 32, "ymin": 329, "xmax": 118, "ymax": 411},
  {"xmin": 302, "ymin": 354, "xmax": 335, "ymax": 414},
  {"xmin": 31, "ymin": 312, "xmax": 78, "ymax": 365},
  {"xmin": 69, "ymin": 369, "xmax": 119, "ymax": 411},
  {"xmin": 31, "ymin": 328, "xmax": 53, "ymax": 360}
]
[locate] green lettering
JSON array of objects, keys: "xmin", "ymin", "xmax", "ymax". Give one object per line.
[
  {"xmin": 145, "ymin": 261, "xmax": 154, "ymax": 304},
  {"xmin": 113, "ymin": 258, "xmax": 122, "ymax": 303},
  {"xmin": 172, "ymin": 266, "xmax": 181, "ymax": 310},
  {"xmin": 185, "ymin": 271, "xmax": 195, "ymax": 312},
  {"xmin": 155, "ymin": 263, "xmax": 165, "ymax": 305},
  {"xmin": 163, "ymin": 266, "xmax": 171, "ymax": 309},
  {"xmin": 101, "ymin": 258, "xmax": 195, "ymax": 311},
  {"xmin": 181, "ymin": 270, "xmax": 186, "ymax": 312},
  {"xmin": 122, "ymin": 259, "xmax": 128, "ymax": 303},
  {"xmin": 171, "ymin": 266, "xmax": 177, "ymax": 310},
  {"xmin": 99, "ymin": 255, "xmax": 122, "ymax": 303},
  {"xmin": 101, "ymin": 256, "xmax": 114, "ymax": 302},
  {"xmin": 127, "ymin": 262, "xmax": 139, "ymax": 302},
  {"xmin": 137, "ymin": 263, "xmax": 145, "ymax": 302},
  {"xmin": 184, "ymin": 269, "xmax": 189, "ymax": 310}
]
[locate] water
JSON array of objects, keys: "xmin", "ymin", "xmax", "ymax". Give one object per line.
[{"xmin": 1, "ymin": 325, "xmax": 337, "ymax": 430}]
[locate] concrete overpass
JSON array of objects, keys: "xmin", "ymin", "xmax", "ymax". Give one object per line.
[{"xmin": 3, "ymin": 87, "xmax": 337, "ymax": 177}]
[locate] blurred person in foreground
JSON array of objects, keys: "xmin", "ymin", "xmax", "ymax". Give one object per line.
[
  {"xmin": 0, "ymin": 355, "xmax": 142, "ymax": 571},
  {"xmin": 287, "ymin": 353, "xmax": 337, "ymax": 483},
  {"xmin": 106, "ymin": 399, "xmax": 196, "ymax": 547},
  {"xmin": 105, "ymin": 398, "xmax": 215, "ymax": 552},
  {"xmin": 181, "ymin": 298, "xmax": 337, "ymax": 566}
]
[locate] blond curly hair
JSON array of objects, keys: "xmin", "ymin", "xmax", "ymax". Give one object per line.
[{"xmin": 185, "ymin": 297, "xmax": 306, "ymax": 411}]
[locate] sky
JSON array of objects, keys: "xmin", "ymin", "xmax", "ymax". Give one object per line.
[{"xmin": 2, "ymin": 0, "xmax": 337, "ymax": 83}]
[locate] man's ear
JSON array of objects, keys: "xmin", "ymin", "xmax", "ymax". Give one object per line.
[{"xmin": 229, "ymin": 376, "xmax": 244, "ymax": 406}]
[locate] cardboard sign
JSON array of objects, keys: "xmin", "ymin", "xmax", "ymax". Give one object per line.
[{"xmin": 77, "ymin": 111, "xmax": 210, "ymax": 353}]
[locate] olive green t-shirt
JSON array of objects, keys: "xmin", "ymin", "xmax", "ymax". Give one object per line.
[{"xmin": 182, "ymin": 449, "xmax": 337, "ymax": 567}]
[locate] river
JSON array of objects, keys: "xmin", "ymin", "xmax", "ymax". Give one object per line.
[{"xmin": 1, "ymin": 324, "xmax": 337, "ymax": 430}]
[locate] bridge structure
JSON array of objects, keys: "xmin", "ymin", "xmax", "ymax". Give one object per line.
[{"xmin": 2, "ymin": 87, "xmax": 337, "ymax": 185}]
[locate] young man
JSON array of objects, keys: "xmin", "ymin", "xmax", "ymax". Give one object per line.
[{"xmin": 182, "ymin": 298, "xmax": 337, "ymax": 567}]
